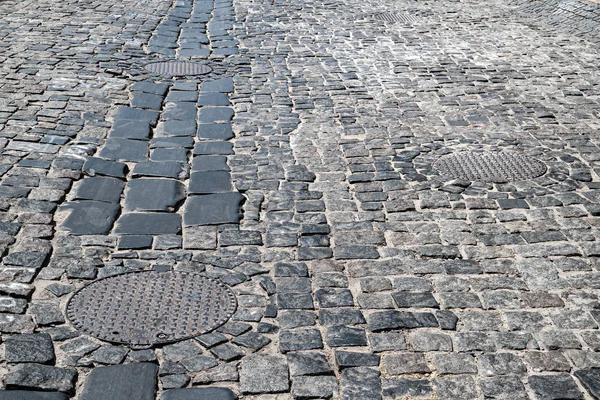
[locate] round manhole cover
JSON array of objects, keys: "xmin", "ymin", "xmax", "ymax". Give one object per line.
[
  {"xmin": 144, "ymin": 61, "xmax": 212, "ymax": 76},
  {"xmin": 66, "ymin": 270, "xmax": 237, "ymax": 348},
  {"xmin": 433, "ymin": 151, "xmax": 547, "ymax": 183},
  {"xmin": 372, "ymin": 12, "xmax": 419, "ymax": 23}
]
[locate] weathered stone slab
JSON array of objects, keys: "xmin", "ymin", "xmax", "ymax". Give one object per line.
[
  {"xmin": 198, "ymin": 107, "xmax": 234, "ymax": 123},
  {"xmin": 125, "ymin": 179, "xmax": 185, "ymax": 211},
  {"xmin": 183, "ymin": 193, "xmax": 244, "ymax": 226},
  {"xmin": 131, "ymin": 92, "xmax": 164, "ymax": 110},
  {"xmin": 162, "ymin": 102, "xmax": 197, "ymax": 121},
  {"xmin": 240, "ymin": 354, "xmax": 289, "ymax": 394},
  {"xmin": 197, "ymin": 93, "xmax": 231, "ymax": 106},
  {"xmin": 109, "ymin": 119, "xmax": 151, "ymax": 140},
  {"xmin": 80, "ymin": 363, "xmax": 157, "ymax": 400},
  {"xmin": 0, "ymin": 391, "xmax": 69, "ymax": 400},
  {"xmin": 83, "ymin": 157, "xmax": 128, "ymax": 178},
  {"xmin": 0, "ymin": 314, "xmax": 35, "ymax": 333},
  {"xmin": 156, "ymin": 121, "xmax": 197, "ymax": 137},
  {"xmin": 201, "ymin": 78, "xmax": 234, "ymax": 93},
  {"xmin": 60, "ymin": 201, "xmax": 120, "ymax": 235},
  {"xmin": 162, "ymin": 388, "xmax": 236, "ymax": 400},
  {"xmin": 192, "ymin": 156, "xmax": 229, "ymax": 171},
  {"xmin": 114, "ymin": 213, "xmax": 181, "ymax": 235},
  {"xmin": 150, "ymin": 137, "xmax": 195, "ymax": 149},
  {"xmin": 193, "ymin": 142, "xmax": 233, "ymax": 155},
  {"xmin": 113, "ymin": 107, "xmax": 159, "ymax": 126},
  {"xmin": 197, "ymin": 124, "xmax": 234, "ymax": 140},
  {"xmin": 132, "ymin": 162, "xmax": 188, "ymax": 179},
  {"xmin": 74, "ymin": 177, "xmax": 124, "ymax": 203},
  {"xmin": 5, "ymin": 364, "xmax": 77, "ymax": 393},
  {"xmin": 99, "ymin": 138, "xmax": 148, "ymax": 162},
  {"xmin": 5, "ymin": 333, "xmax": 55, "ymax": 364},
  {"xmin": 189, "ymin": 171, "xmax": 233, "ymax": 194}
]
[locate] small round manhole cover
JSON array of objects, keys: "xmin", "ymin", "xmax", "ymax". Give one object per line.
[
  {"xmin": 373, "ymin": 12, "xmax": 419, "ymax": 23},
  {"xmin": 144, "ymin": 61, "xmax": 212, "ymax": 76},
  {"xmin": 66, "ymin": 270, "xmax": 237, "ymax": 348},
  {"xmin": 433, "ymin": 151, "xmax": 547, "ymax": 183}
]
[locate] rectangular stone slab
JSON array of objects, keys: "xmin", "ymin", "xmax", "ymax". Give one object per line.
[
  {"xmin": 161, "ymin": 388, "xmax": 236, "ymax": 400},
  {"xmin": 197, "ymin": 123, "xmax": 234, "ymax": 140},
  {"xmin": 193, "ymin": 142, "xmax": 233, "ymax": 155},
  {"xmin": 125, "ymin": 179, "xmax": 186, "ymax": 211},
  {"xmin": 198, "ymin": 107, "xmax": 234, "ymax": 123},
  {"xmin": 201, "ymin": 78, "xmax": 234, "ymax": 93},
  {"xmin": 73, "ymin": 177, "xmax": 124, "ymax": 203},
  {"xmin": 83, "ymin": 157, "xmax": 128, "ymax": 178},
  {"xmin": 189, "ymin": 171, "xmax": 233, "ymax": 194},
  {"xmin": 184, "ymin": 193, "xmax": 244, "ymax": 226},
  {"xmin": 99, "ymin": 138, "xmax": 148, "ymax": 162},
  {"xmin": 60, "ymin": 201, "xmax": 120, "ymax": 235},
  {"xmin": 80, "ymin": 363, "xmax": 157, "ymax": 400},
  {"xmin": 109, "ymin": 119, "xmax": 151, "ymax": 140},
  {"xmin": 192, "ymin": 156, "xmax": 230, "ymax": 171},
  {"xmin": 114, "ymin": 213, "xmax": 182, "ymax": 235},
  {"xmin": 0, "ymin": 391, "xmax": 69, "ymax": 400},
  {"xmin": 132, "ymin": 162, "xmax": 188, "ymax": 179},
  {"xmin": 156, "ymin": 121, "xmax": 196, "ymax": 137},
  {"xmin": 113, "ymin": 107, "xmax": 159, "ymax": 126}
]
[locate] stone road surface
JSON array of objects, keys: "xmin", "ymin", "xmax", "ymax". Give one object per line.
[{"xmin": 0, "ymin": 0, "xmax": 600, "ymax": 398}]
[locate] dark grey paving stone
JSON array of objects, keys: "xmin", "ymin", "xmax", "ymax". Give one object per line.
[
  {"xmin": 132, "ymin": 162, "xmax": 187, "ymax": 179},
  {"xmin": 201, "ymin": 78, "xmax": 234, "ymax": 93},
  {"xmin": 287, "ymin": 352, "xmax": 332, "ymax": 376},
  {"xmin": 74, "ymin": 177, "xmax": 124, "ymax": 203},
  {"xmin": 575, "ymin": 368, "xmax": 600, "ymax": 398},
  {"xmin": 197, "ymin": 93, "xmax": 231, "ymax": 106},
  {"xmin": 125, "ymin": 179, "xmax": 186, "ymax": 212},
  {"xmin": 114, "ymin": 107, "xmax": 159, "ymax": 126},
  {"xmin": 131, "ymin": 92, "xmax": 164, "ymax": 110},
  {"xmin": 99, "ymin": 138, "xmax": 148, "ymax": 162},
  {"xmin": 240, "ymin": 354, "xmax": 289, "ymax": 394},
  {"xmin": 83, "ymin": 157, "xmax": 128, "ymax": 178},
  {"xmin": 166, "ymin": 91, "xmax": 199, "ymax": 102},
  {"xmin": 280, "ymin": 329, "xmax": 323, "ymax": 352},
  {"xmin": 17, "ymin": 159, "xmax": 51, "ymax": 169},
  {"xmin": 157, "ymin": 121, "xmax": 197, "ymax": 137},
  {"xmin": 151, "ymin": 148, "xmax": 188, "ymax": 162},
  {"xmin": 197, "ymin": 123, "xmax": 234, "ymax": 140},
  {"xmin": 118, "ymin": 235, "xmax": 153, "ymax": 250},
  {"xmin": 0, "ymin": 391, "xmax": 69, "ymax": 400},
  {"xmin": 192, "ymin": 156, "xmax": 229, "ymax": 171},
  {"xmin": 189, "ymin": 171, "xmax": 233, "ymax": 194},
  {"xmin": 5, "ymin": 333, "xmax": 55, "ymax": 364},
  {"xmin": 113, "ymin": 213, "xmax": 181, "ymax": 235},
  {"xmin": 109, "ymin": 120, "xmax": 152, "ymax": 140},
  {"xmin": 80, "ymin": 363, "xmax": 158, "ymax": 400},
  {"xmin": 341, "ymin": 367, "xmax": 381, "ymax": 400},
  {"xmin": 529, "ymin": 374, "xmax": 583, "ymax": 400},
  {"xmin": 336, "ymin": 351, "xmax": 380, "ymax": 367},
  {"xmin": 2, "ymin": 252, "xmax": 47, "ymax": 268},
  {"xmin": 392, "ymin": 292, "xmax": 439, "ymax": 308},
  {"xmin": 130, "ymin": 82, "xmax": 170, "ymax": 95},
  {"xmin": 5, "ymin": 364, "xmax": 77, "ymax": 393},
  {"xmin": 150, "ymin": 137, "xmax": 195, "ymax": 149},
  {"xmin": 193, "ymin": 141, "xmax": 233, "ymax": 155},
  {"xmin": 183, "ymin": 193, "xmax": 244, "ymax": 225},
  {"xmin": 162, "ymin": 102, "xmax": 197, "ymax": 121},
  {"xmin": 0, "ymin": 187, "xmax": 31, "ymax": 198},
  {"xmin": 162, "ymin": 388, "xmax": 236, "ymax": 400},
  {"xmin": 325, "ymin": 325, "xmax": 367, "ymax": 347},
  {"xmin": 198, "ymin": 107, "xmax": 234, "ymax": 123},
  {"xmin": 60, "ymin": 201, "xmax": 120, "ymax": 235}
]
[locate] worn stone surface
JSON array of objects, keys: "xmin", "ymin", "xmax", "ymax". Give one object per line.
[
  {"xmin": 5, "ymin": 333, "xmax": 55, "ymax": 364},
  {"xmin": 80, "ymin": 363, "xmax": 158, "ymax": 400},
  {"xmin": 240, "ymin": 354, "xmax": 289, "ymax": 393},
  {"xmin": 5, "ymin": 364, "xmax": 77, "ymax": 393}
]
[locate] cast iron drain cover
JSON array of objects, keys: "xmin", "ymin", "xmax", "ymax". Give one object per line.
[
  {"xmin": 144, "ymin": 61, "xmax": 212, "ymax": 76},
  {"xmin": 66, "ymin": 270, "xmax": 237, "ymax": 348},
  {"xmin": 373, "ymin": 12, "xmax": 419, "ymax": 23},
  {"xmin": 433, "ymin": 151, "xmax": 547, "ymax": 183}
]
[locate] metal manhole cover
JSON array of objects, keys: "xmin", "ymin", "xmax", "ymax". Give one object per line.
[
  {"xmin": 373, "ymin": 12, "xmax": 420, "ymax": 23},
  {"xmin": 433, "ymin": 151, "xmax": 547, "ymax": 183},
  {"xmin": 144, "ymin": 61, "xmax": 212, "ymax": 76},
  {"xmin": 66, "ymin": 270, "xmax": 237, "ymax": 348}
]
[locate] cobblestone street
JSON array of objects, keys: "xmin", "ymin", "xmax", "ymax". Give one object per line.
[{"xmin": 0, "ymin": 0, "xmax": 600, "ymax": 398}]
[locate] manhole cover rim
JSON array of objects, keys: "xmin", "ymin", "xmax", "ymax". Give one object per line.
[
  {"xmin": 432, "ymin": 150, "xmax": 548, "ymax": 183},
  {"xmin": 143, "ymin": 60, "xmax": 213, "ymax": 77},
  {"xmin": 66, "ymin": 270, "xmax": 237, "ymax": 349}
]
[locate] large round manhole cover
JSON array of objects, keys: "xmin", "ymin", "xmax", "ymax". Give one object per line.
[
  {"xmin": 433, "ymin": 151, "xmax": 547, "ymax": 183},
  {"xmin": 144, "ymin": 61, "xmax": 212, "ymax": 76},
  {"xmin": 66, "ymin": 270, "xmax": 237, "ymax": 348}
]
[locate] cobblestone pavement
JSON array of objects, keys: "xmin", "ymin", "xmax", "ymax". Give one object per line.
[{"xmin": 0, "ymin": 0, "xmax": 600, "ymax": 397}]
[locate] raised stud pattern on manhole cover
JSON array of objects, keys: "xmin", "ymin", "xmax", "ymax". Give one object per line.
[
  {"xmin": 144, "ymin": 61, "xmax": 212, "ymax": 76},
  {"xmin": 433, "ymin": 151, "xmax": 547, "ymax": 183},
  {"xmin": 373, "ymin": 12, "xmax": 419, "ymax": 23},
  {"xmin": 66, "ymin": 270, "xmax": 237, "ymax": 348}
]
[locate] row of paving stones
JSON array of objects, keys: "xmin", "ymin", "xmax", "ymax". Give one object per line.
[{"xmin": 148, "ymin": 0, "xmax": 238, "ymax": 58}]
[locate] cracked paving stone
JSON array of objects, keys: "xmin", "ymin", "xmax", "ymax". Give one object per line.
[
  {"xmin": 59, "ymin": 201, "xmax": 120, "ymax": 235},
  {"xmin": 240, "ymin": 354, "xmax": 289, "ymax": 394},
  {"xmin": 0, "ymin": 392, "xmax": 69, "ymax": 400},
  {"xmin": 113, "ymin": 213, "xmax": 181, "ymax": 235},
  {"xmin": 231, "ymin": 331, "xmax": 271, "ymax": 351},
  {"xmin": 80, "ymin": 363, "xmax": 158, "ymax": 400},
  {"xmin": 161, "ymin": 388, "xmax": 236, "ymax": 400},
  {"xmin": 5, "ymin": 333, "xmax": 55, "ymax": 364},
  {"xmin": 109, "ymin": 119, "xmax": 151, "ymax": 140},
  {"xmin": 99, "ymin": 138, "xmax": 148, "ymax": 162},
  {"xmin": 197, "ymin": 123, "xmax": 234, "ymax": 140},
  {"xmin": 189, "ymin": 171, "xmax": 233, "ymax": 194},
  {"xmin": 125, "ymin": 179, "xmax": 185, "ymax": 211},
  {"xmin": 530, "ymin": 374, "xmax": 584, "ymax": 399},
  {"xmin": 74, "ymin": 177, "xmax": 124, "ymax": 203},
  {"xmin": 131, "ymin": 82, "xmax": 170, "ymax": 96},
  {"xmin": 83, "ymin": 157, "xmax": 128, "ymax": 179},
  {"xmin": 183, "ymin": 193, "xmax": 244, "ymax": 225},
  {"xmin": 5, "ymin": 364, "xmax": 77, "ymax": 393}
]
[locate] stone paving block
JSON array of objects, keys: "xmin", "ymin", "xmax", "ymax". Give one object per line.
[
  {"xmin": 575, "ymin": 368, "xmax": 600, "ymax": 398},
  {"xmin": 83, "ymin": 157, "xmax": 128, "ymax": 178},
  {"xmin": 73, "ymin": 177, "xmax": 124, "ymax": 203},
  {"xmin": 189, "ymin": 171, "xmax": 233, "ymax": 194},
  {"xmin": 131, "ymin": 92, "xmax": 164, "ymax": 110},
  {"xmin": 113, "ymin": 107, "xmax": 159, "ymax": 126},
  {"xmin": 192, "ymin": 155, "xmax": 230, "ymax": 171},
  {"xmin": 99, "ymin": 138, "xmax": 148, "ymax": 162},
  {"xmin": 132, "ymin": 161, "xmax": 188, "ymax": 179},
  {"xmin": 162, "ymin": 388, "xmax": 236, "ymax": 400},
  {"xmin": 80, "ymin": 363, "xmax": 158, "ymax": 400},
  {"xmin": 131, "ymin": 81, "xmax": 170, "ymax": 95},
  {"xmin": 113, "ymin": 213, "xmax": 181, "ymax": 235},
  {"xmin": 197, "ymin": 123, "xmax": 234, "ymax": 140},
  {"xmin": 183, "ymin": 193, "xmax": 244, "ymax": 225},
  {"xmin": 341, "ymin": 367, "xmax": 381, "ymax": 400},
  {"xmin": 156, "ymin": 120, "xmax": 197, "ymax": 137},
  {"xmin": 5, "ymin": 364, "xmax": 77, "ymax": 393},
  {"xmin": 59, "ymin": 201, "xmax": 120, "ymax": 235},
  {"xmin": 529, "ymin": 374, "xmax": 584, "ymax": 399},
  {"xmin": 109, "ymin": 119, "xmax": 152, "ymax": 140},
  {"xmin": 382, "ymin": 378, "xmax": 433, "ymax": 399},
  {"xmin": 0, "ymin": 392, "xmax": 69, "ymax": 400},
  {"xmin": 291, "ymin": 375, "xmax": 338, "ymax": 399},
  {"xmin": 197, "ymin": 93, "xmax": 231, "ymax": 106},
  {"xmin": 198, "ymin": 107, "xmax": 234, "ymax": 123},
  {"xmin": 150, "ymin": 137, "xmax": 195, "ymax": 149},
  {"xmin": 193, "ymin": 141, "xmax": 234, "ymax": 155},
  {"xmin": 5, "ymin": 333, "xmax": 55, "ymax": 364},
  {"xmin": 124, "ymin": 179, "xmax": 185, "ymax": 211},
  {"xmin": 163, "ymin": 102, "xmax": 197, "ymax": 121},
  {"xmin": 240, "ymin": 354, "xmax": 289, "ymax": 394},
  {"xmin": 201, "ymin": 78, "xmax": 234, "ymax": 93}
]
